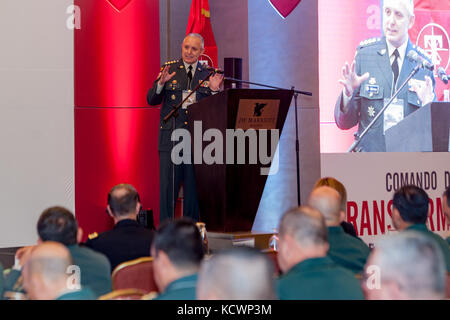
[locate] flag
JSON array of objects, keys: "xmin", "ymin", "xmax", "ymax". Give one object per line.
[
  {"xmin": 409, "ymin": 0, "xmax": 450, "ymax": 101},
  {"xmin": 186, "ymin": 0, "xmax": 218, "ymax": 68}
]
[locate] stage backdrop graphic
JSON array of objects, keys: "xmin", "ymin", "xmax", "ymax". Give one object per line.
[
  {"xmin": 74, "ymin": 0, "xmax": 161, "ymax": 240},
  {"xmin": 322, "ymin": 153, "xmax": 450, "ymax": 246}
]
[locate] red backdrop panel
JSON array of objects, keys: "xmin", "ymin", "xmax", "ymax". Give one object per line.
[{"xmin": 74, "ymin": 0, "xmax": 161, "ymax": 240}]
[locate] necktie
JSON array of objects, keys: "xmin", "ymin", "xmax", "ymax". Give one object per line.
[
  {"xmin": 392, "ymin": 49, "xmax": 399, "ymax": 87},
  {"xmin": 187, "ymin": 65, "xmax": 193, "ymax": 89}
]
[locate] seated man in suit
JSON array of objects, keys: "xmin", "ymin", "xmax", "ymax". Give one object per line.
[
  {"xmin": 308, "ymin": 186, "xmax": 370, "ymax": 274},
  {"xmin": 85, "ymin": 183, "xmax": 154, "ymax": 271},
  {"xmin": 3, "ymin": 206, "xmax": 111, "ymax": 299},
  {"xmin": 22, "ymin": 242, "xmax": 95, "ymax": 300},
  {"xmin": 276, "ymin": 206, "xmax": 364, "ymax": 300},
  {"xmin": 391, "ymin": 185, "xmax": 450, "ymax": 271},
  {"xmin": 363, "ymin": 231, "xmax": 446, "ymax": 300},
  {"xmin": 151, "ymin": 218, "xmax": 204, "ymax": 300},
  {"xmin": 197, "ymin": 247, "xmax": 276, "ymax": 300}
]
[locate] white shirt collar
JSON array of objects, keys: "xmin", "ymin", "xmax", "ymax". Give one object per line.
[
  {"xmin": 386, "ymin": 38, "xmax": 409, "ymax": 64},
  {"xmin": 183, "ymin": 60, "xmax": 198, "ymax": 73}
]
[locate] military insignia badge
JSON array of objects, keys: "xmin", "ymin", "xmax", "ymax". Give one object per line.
[
  {"xmin": 368, "ymin": 106, "xmax": 376, "ymax": 117},
  {"xmin": 369, "ymin": 77, "xmax": 376, "ymax": 85},
  {"xmin": 200, "ymin": 81, "xmax": 210, "ymax": 88}
]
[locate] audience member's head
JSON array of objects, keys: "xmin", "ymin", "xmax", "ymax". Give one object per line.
[
  {"xmin": 197, "ymin": 247, "xmax": 276, "ymax": 300},
  {"xmin": 277, "ymin": 206, "xmax": 328, "ymax": 273},
  {"xmin": 22, "ymin": 242, "xmax": 73, "ymax": 300},
  {"xmin": 151, "ymin": 218, "xmax": 204, "ymax": 292},
  {"xmin": 392, "ymin": 185, "xmax": 429, "ymax": 230},
  {"xmin": 308, "ymin": 186, "xmax": 344, "ymax": 226},
  {"xmin": 363, "ymin": 231, "xmax": 446, "ymax": 300},
  {"xmin": 443, "ymin": 186, "xmax": 450, "ymax": 227},
  {"xmin": 106, "ymin": 183, "xmax": 141, "ymax": 223},
  {"xmin": 314, "ymin": 177, "xmax": 348, "ymax": 214},
  {"xmin": 37, "ymin": 206, "xmax": 81, "ymax": 246}
]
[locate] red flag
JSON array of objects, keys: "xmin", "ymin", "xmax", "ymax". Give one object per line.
[
  {"xmin": 409, "ymin": 0, "xmax": 450, "ymax": 101},
  {"xmin": 186, "ymin": 0, "xmax": 218, "ymax": 68}
]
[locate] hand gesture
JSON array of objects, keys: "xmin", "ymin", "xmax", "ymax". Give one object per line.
[
  {"xmin": 339, "ymin": 60, "xmax": 370, "ymax": 97},
  {"xmin": 413, "ymin": 76, "xmax": 434, "ymax": 106},
  {"xmin": 209, "ymin": 72, "xmax": 224, "ymax": 91},
  {"xmin": 158, "ymin": 65, "xmax": 176, "ymax": 85}
]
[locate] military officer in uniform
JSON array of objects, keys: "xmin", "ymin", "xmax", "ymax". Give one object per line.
[
  {"xmin": 335, "ymin": 0, "xmax": 436, "ymax": 152},
  {"xmin": 85, "ymin": 184, "xmax": 154, "ymax": 272},
  {"xmin": 276, "ymin": 206, "xmax": 364, "ymax": 300},
  {"xmin": 151, "ymin": 219, "xmax": 204, "ymax": 300},
  {"xmin": 147, "ymin": 33, "xmax": 223, "ymax": 223}
]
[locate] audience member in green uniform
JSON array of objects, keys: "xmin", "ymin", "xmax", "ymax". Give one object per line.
[
  {"xmin": 363, "ymin": 231, "xmax": 446, "ymax": 300},
  {"xmin": 391, "ymin": 185, "xmax": 450, "ymax": 271},
  {"xmin": 443, "ymin": 186, "xmax": 450, "ymax": 246},
  {"xmin": 197, "ymin": 247, "xmax": 276, "ymax": 300},
  {"xmin": 276, "ymin": 206, "xmax": 364, "ymax": 300},
  {"xmin": 22, "ymin": 242, "xmax": 95, "ymax": 300},
  {"xmin": 308, "ymin": 186, "xmax": 370, "ymax": 274},
  {"xmin": 151, "ymin": 218, "xmax": 204, "ymax": 300},
  {"xmin": 3, "ymin": 207, "xmax": 111, "ymax": 299}
]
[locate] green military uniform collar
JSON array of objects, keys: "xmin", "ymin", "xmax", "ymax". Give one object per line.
[
  {"xmin": 164, "ymin": 273, "xmax": 198, "ymax": 293},
  {"xmin": 286, "ymin": 256, "xmax": 336, "ymax": 276},
  {"xmin": 405, "ymin": 223, "xmax": 429, "ymax": 232},
  {"xmin": 327, "ymin": 225, "xmax": 345, "ymax": 234}
]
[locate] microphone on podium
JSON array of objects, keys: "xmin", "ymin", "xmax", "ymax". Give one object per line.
[
  {"xmin": 205, "ymin": 66, "xmax": 225, "ymax": 74},
  {"xmin": 437, "ymin": 67, "xmax": 449, "ymax": 85},
  {"xmin": 407, "ymin": 50, "xmax": 434, "ymax": 71}
]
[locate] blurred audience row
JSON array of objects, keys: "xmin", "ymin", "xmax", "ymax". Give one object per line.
[{"xmin": 0, "ymin": 180, "xmax": 449, "ymax": 300}]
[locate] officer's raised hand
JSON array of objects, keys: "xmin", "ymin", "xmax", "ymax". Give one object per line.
[
  {"xmin": 413, "ymin": 75, "xmax": 434, "ymax": 106},
  {"xmin": 208, "ymin": 72, "xmax": 224, "ymax": 91},
  {"xmin": 339, "ymin": 60, "xmax": 370, "ymax": 97},
  {"xmin": 158, "ymin": 65, "xmax": 176, "ymax": 85}
]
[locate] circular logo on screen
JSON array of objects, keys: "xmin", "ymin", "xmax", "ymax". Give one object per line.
[
  {"xmin": 199, "ymin": 54, "xmax": 214, "ymax": 68},
  {"xmin": 416, "ymin": 23, "xmax": 450, "ymax": 73}
]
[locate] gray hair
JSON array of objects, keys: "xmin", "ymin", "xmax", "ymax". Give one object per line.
[
  {"xmin": 383, "ymin": 0, "xmax": 415, "ymax": 17},
  {"xmin": 279, "ymin": 206, "xmax": 328, "ymax": 248},
  {"xmin": 370, "ymin": 231, "xmax": 445, "ymax": 299},
  {"xmin": 197, "ymin": 247, "xmax": 276, "ymax": 300},
  {"xmin": 308, "ymin": 186, "xmax": 342, "ymax": 225},
  {"xmin": 185, "ymin": 33, "xmax": 205, "ymax": 49}
]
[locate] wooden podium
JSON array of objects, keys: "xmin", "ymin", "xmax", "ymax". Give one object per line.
[
  {"xmin": 385, "ymin": 102, "xmax": 450, "ymax": 152},
  {"xmin": 186, "ymin": 89, "xmax": 293, "ymax": 232}
]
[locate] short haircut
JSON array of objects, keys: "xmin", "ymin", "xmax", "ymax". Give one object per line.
[
  {"xmin": 314, "ymin": 177, "xmax": 347, "ymax": 213},
  {"xmin": 153, "ymin": 218, "xmax": 204, "ymax": 269},
  {"xmin": 37, "ymin": 207, "xmax": 78, "ymax": 246},
  {"xmin": 371, "ymin": 231, "xmax": 445, "ymax": 299},
  {"xmin": 197, "ymin": 247, "xmax": 276, "ymax": 300},
  {"xmin": 383, "ymin": 0, "xmax": 414, "ymax": 17},
  {"xmin": 185, "ymin": 33, "xmax": 205, "ymax": 49},
  {"xmin": 107, "ymin": 184, "xmax": 140, "ymax": 217},
  {"xmin": 26, "ymin": 243, "xmax": 73, "ymax": 282},
  {"xmin": 279, "ymin": 206, "xmax": 328, "ymax": 247},
  {"xmin": 392, "ymin": 185, "xmax": 429, "ymax": 224},
  {"xmin": 308, "ymin": 186, "xmax": 342, "ymax": 224},
  {"xmin": 443, "ymin": 186, "xmax": 450, "ymax": 205}
]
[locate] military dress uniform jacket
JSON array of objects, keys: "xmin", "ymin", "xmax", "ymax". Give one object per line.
[
  {"xmin": 55, "ymin": 288, "xmax": 96, "ymax": 300},
  {"xmin": 335, "ymin": 37, "xmax": 435, "ymax": 152},
  {"xmin": 154, "ymin": 273, "xmax": 198, "ymax": 300},
  {"xmin": 405, "ymin": 224, "xmax": 450, "ymax": 272},
  {"xmin": 2, "ymin": 245, "xmax": 112, "ymax": 299},
  {"xmin": 327, "ymin": 226, "xmax": 370, "ymax": 274},
  {"xmin": 277, "ymin": 256, "xmax": 364, "ymax": 300},
  {"xmin": 84, "ymin": 219, "xmax": 154, "ymax": 272},
  {"xmin": 147, "ymin": 59, "xmax": 214, "ymax": 152}
]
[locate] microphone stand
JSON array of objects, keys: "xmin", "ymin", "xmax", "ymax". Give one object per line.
[
  {"xmin": 163, "ymin": 70, "xmax": 216, "ymax": 220},
  {"xmin": 347, "ymin": 64, "xmax": 421, "ymax": 153},
  {"xmin": 226, "ymin": 77, "xmax": 312, "ymax": 206}
]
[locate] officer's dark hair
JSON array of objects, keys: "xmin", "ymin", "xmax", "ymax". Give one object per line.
[
  {"xmin": 37, "ymin": 206, "xmax": 78, "ymax": 246},
  {"xmin": 107, "ymin": 184, "xmax": 140, "ymax": 217},
  {"xmin": 393, "ymin": 185, "xmax": 429, "ymax": 224},
  {"xmin": 153, "ymin": 218, "xmax": 204, "ymax": 269},
  {"xmin": 444, "ymin": 186, "xmax": 450, "ymax": 205}
]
